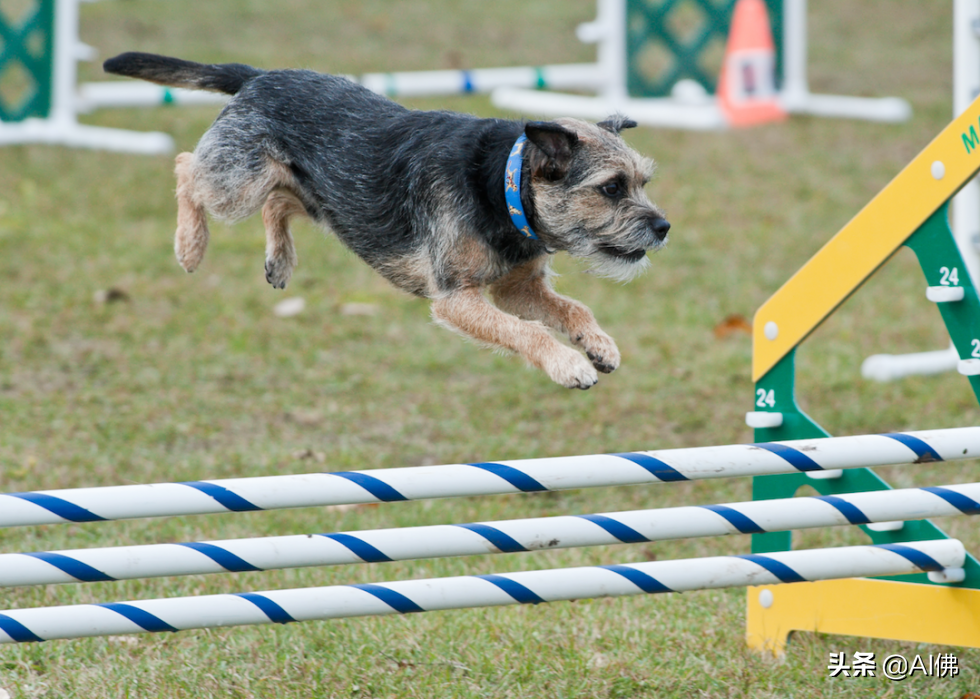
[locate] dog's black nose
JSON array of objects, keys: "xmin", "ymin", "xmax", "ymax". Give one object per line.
[{"xmin": 650, "ymin": 217, "xmax": 670, "ymax": 241}]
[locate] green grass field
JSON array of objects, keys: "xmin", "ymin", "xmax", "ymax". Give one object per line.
[{"xmin": 2, "ymin": 0, "xmax": 980, "ymax": 696}]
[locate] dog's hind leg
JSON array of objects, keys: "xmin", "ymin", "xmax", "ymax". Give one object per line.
[
  {"xmin": 189, "ymin": 134, "xmax": 303, "ymax": 285},
  {"xmin": 174, "ymin": 152, "xmax": 210, "ymax": 273},
  {"xmin": 261, "ymin": 190, "xmax": 306, "ymax": 289},
  {"xmin": 491, "ymin": 258, "xmax": 620, "ymax": 374},
  {"xmin": 432, "ymin": 287, "xmax": 599, "ymax": 389}
]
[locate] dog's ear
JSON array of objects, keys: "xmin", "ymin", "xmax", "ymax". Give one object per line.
[
  {"xmin": 597, "ymin": 114, "xmax": 638, "ymax": 134},
  {"xmin": 524, "ymin": 121, "xmax": 579, "ymax": 181}
]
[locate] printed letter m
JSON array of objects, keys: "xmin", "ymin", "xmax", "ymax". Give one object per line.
[{"xmin": 963, "ymin": 125, "xmax": 980, "ymax": 154}]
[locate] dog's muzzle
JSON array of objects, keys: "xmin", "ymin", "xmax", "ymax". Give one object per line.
[{"xmin": 596, "ymin": 214, "xmax": 670, "ymax": 262}]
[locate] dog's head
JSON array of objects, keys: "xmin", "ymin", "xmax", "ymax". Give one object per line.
[{"xmin": 523, "ymin": 116, "xmax": 668, "ymax": 281}]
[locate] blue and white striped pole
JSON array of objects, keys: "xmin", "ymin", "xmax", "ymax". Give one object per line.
[
  {"xmin": 76, "ymin": 82, "xmax": 230, "ymax": 112},
  {"xmin": 3, "ymin": 482, "xmax": 978, "ymax": 588},
  {"xmin": 358, "ymin": 64, "xmax": 606, "ymax": 98},
  {"xmin": 2, "ymin": 428, "xmax": 977, "ymax": 528},
  {"xmin": 0, "ymin": 540, "xmax": 964, "ymax": 643}
]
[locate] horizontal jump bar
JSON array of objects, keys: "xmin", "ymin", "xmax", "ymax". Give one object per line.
[
  {"xmin": 0, "ymin": 540, "xmax": 963, "ymax": 643},
  {"xmin": 3, "ymin": 481, "xmax": 978, "ymax": 588},
  {"xmin": 2, "ymin": 427, "xmax": 976, "ymax": 528}
]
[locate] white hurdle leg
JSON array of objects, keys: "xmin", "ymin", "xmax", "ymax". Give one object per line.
[{"xmin": 778, "ymin": 0, "xmax": 911, "ymax": 122}]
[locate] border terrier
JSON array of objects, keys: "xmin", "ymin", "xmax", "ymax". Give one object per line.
[{"xmin": 104, "ymin": 53, "xmax": 670, "ymax": 389}]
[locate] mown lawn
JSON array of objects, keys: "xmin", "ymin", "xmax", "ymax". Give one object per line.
[{"xmin": 1, "ymin": 0, "xmax": 978, "ymax": 696}]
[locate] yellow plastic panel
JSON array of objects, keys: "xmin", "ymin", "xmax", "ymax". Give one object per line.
[
  {"xmin": 746, "ymin": 579, "xmax": 980, "ymax": 656},
  {"xmin": 753, "ymin": 97, "xmax": 980, "ymax": 381}
]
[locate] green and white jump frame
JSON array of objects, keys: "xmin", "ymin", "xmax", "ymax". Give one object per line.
[
  {"xmin": 491, "ymin": 0, "xmax": 910, "ymax": 130},
  {"xmin": 0, "ymin": 0, "xmax": 175, "ymax": 153}
]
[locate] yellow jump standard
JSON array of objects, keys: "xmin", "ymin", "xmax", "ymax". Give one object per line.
[
  {"xmin": 747, "ymin": 578, "xmax": 980, "ymax": 656},
  {"xmin": 753, "ymin": 96, "xmax": 980, "ymax": 381},
  {"xmin": 746, "ymin": 93, "xmax": 980, "ymax": 654}
]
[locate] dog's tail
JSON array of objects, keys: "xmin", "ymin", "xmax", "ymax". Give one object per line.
[{"xmin": 103, "ymin": 52, "xmax": 263, "ymax": 95}]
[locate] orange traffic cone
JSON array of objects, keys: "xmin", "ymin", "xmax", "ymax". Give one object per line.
[{"xmin": 717, "ymin": 0, "xmax": 787, "ymax": 127}]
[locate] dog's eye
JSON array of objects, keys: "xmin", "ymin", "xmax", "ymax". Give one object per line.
[{"xmin": 600, "ymin": 182, "xmax": 621, "ymax": 198}]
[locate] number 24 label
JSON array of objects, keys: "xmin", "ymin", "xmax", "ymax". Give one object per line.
[
  {"xmin": 756, "ymin": 389, "xmax": 775, "ymax": 408},
  {"xmin": 940, "ymin": 266, "xmax": 959, "ymax": 286}
]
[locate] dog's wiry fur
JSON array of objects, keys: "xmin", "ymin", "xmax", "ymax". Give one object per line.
[{"xmin": 104, "ymin": 52, "xmax": 670, "ymax": 388}]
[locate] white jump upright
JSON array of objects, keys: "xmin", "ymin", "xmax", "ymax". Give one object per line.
[
  {"xmin": 0, "ymin": 427, "xmax": 977, "ymax": 643},
  {"xmin": 775, "ymin": 0, "xmax": 910, "ymax": 122}
]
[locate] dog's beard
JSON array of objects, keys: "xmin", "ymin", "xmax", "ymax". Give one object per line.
[
  {"xmin": 584, "ymin": 249, "xmax": 652, "ymax": 282},
  {"xmin": 549, "ymin": 218, "xmax": 664, "ymax": 283},
  {"xmin": 583, "ymin": 225, "xmax": 665, "ymax": 282}
]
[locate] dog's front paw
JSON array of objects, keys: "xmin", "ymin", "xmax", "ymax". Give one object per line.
[
  {"xmin": 544, "ymin": 346, "xmax": 599, "ymax": 390},
  {"xmin": 577, "ymin": 332, "xmax": 621, "ymax": 374},
  {"xmin": 264, "ymin": 256, "xmax": 294, "ymax": 290}
]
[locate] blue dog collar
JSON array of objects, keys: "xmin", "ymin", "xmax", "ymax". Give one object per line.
[{"xmin": 504, "ymin": 134, "xmax": 538, "ymax": 240}]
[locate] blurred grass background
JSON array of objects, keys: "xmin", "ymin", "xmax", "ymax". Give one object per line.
[{"xmin": 1, "ymin": 0, "xmax": 979, "ymax": 696}]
